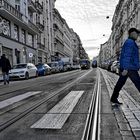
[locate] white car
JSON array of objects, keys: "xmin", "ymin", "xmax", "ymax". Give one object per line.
[
  {"xmin": 111, "ymin": 61, "xmax": 120, "ymax": 74},
  {"xmin": 9, "ymin": 63, "xmax": 38, "ymax": 79}
]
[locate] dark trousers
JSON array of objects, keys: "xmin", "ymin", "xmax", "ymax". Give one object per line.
[{"xmin": 111, "ymin": 70, "xmax": 140, "ymax": 100}]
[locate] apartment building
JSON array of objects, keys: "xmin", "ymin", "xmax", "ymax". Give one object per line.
[
  {"xmin": 63, "ymin": 19, "xmax": 73, "ymax": 64},
  {"xmin": 0, "ymin": 0, "xmax": 87, "ymax": 66},
  {"xmin": 0, "ymin": 0, "xmax": 39, "ymax": 65},
  {"xmin": 46, "ymin": 0, "xmax": 55, "ymax": 62},
  {"xmin": 111, "ymin": 0, "xmax": 140, "ymax": 60},
  {"xmin": 53, "ymin": 8, "xmax": 64, "ymax": 61},
  {"xmin": 70, "ymin": 29, "xmax": 88, "ymax": 64}
]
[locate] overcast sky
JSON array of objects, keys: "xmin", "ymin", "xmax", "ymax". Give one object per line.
[{"xmin": 55, "ymin": 0, "xmax": 119, "ymax": 59}]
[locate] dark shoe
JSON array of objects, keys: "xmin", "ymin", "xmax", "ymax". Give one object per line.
[
  {"xmin": 111, "ymin": 99, "xmax": 123, "ymax": 105},
  {"xmin": 4, "ymin": 82, "xmax": 6, "ymax": 85},
  {"xmin": 7, "ymin": 80, "xmax": 9, "ymax": 84}
]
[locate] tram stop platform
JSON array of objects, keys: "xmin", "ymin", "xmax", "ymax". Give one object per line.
[{"xmin": 100, "ymin": 69, "xmax": 140, "ymax": 140}]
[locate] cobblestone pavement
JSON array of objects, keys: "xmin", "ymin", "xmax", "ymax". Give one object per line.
[{"xmin": 100, "ymin": 68, "xmax": 140, "ymax": 140}]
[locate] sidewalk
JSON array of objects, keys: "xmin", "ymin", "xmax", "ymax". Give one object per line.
[{"xmin": 100, "ymin": 69, "xmax": 140, "ymax": 140}]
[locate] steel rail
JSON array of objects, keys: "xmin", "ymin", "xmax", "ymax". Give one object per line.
[
  {"xmin": 81, "ymin": 68, "xmax": 101, "ymax": 140},
  {"xmin": 0, "ymin": 69, "xmax": 92, "ymax": 132}
]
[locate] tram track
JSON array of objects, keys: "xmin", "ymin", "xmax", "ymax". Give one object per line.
[
  {"xmin": 81, "ymin": 68, "xmax": 101, "ymax": 140},
  {"xmin": 0, "ymin": 70, "xmax": 83, "ymax": 97},
  {"xmin": 0, "ymin": 69, "xmax": 92, "ymax": 132}
]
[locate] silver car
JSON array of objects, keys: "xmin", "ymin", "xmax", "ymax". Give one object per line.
[{"xmin": 9, "ymin": 63, "xmax": 38, "ymax": 79}]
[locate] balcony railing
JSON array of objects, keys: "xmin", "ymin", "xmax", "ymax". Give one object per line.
[
  {"xmin": 28, "ymin": 20, "xmax": 38, "ymax": 33},
  {"xmin": 35, "ymin": 1, "xmax": 43, "ymax": 13},
  {"xmin": 37, "ymin": 43, "xmax": 45, "ymax": 50},
  {"xmin": 36, "ymin": 22, "xmax": 44, "ymax": 32},
  {"xmin": 0, "ymin": 0, "xmax": 22, "ymax": 20}
]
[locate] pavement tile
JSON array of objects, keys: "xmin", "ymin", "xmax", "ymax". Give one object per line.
[
  {"xmin": 115, "ymin": 113, "xmax": 128, "ymax": 123},
  {"xmin": 118, "ymin": 122, "xmax": 131, "ymax": 131},
  {"xmin": 133, "ymin": 130, "xmax": 140, "ymax": 138},
  {"xmin": 120, "ymin": 130, "xmax": 134, "ymax": 136},
  {"xmin": 129, "ymin": 120, "xmax": 140, "ymax": 129},
  {"xmin": 135, "ymin": 116, "xmax": 140, "ymax": 121},
  {"xmin": 122, "ymin": 136, "xmax": 136, "ymax": 140},
  {"xmin": 125, "ymin": 114, "xmax": 136, "ymax": 119}
]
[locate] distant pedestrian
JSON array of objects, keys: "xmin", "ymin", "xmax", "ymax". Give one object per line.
[
  {"xmin": 0, "ymin": 54, "xmax": 11, "ymax": 85},
  {"xmin": 111, "ymin": 27, "xmax": 140, "ymax": 104}
]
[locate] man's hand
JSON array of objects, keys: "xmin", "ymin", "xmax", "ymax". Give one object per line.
[{"xmin": 122, "ymin": 70, "xmax": 128, "ymax": 76}]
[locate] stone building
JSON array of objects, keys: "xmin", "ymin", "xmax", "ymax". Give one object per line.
[
  {"xmin": 0, "ymin": 0, "xmax": 56, "ymax": 65},
  {"xmin": 63, "ymin": 19, "xmax": 73, "ymax": 64},
  {"xmin": 0, "ymin": 0, "xmax": 39, "ymax": 65},
  {"xmin": 53, "ymin": 8, "xmax": 64, "ymax": 61},
  {"xmin": 111, "ymin": 0, "xmax": 140, "ymax": 60},
  {"xmin": 0, "ymin": 0, "xmax": 87, "ymax": 66}
]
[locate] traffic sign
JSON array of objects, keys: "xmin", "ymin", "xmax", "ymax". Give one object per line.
[{"xmin": 29, "ymin": 53, "xmax": 33, "ymax": 58}]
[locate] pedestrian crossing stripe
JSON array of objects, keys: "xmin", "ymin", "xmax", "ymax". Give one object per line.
[
  {"xmin": 31, "ymin": 90, "xmax": 84, "ymax": 129},
  {"xmin": 0, "ymin": 91, "xmax": 42, "ymax": 109}
]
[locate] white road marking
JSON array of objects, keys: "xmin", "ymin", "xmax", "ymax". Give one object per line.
[
  {"xmin": 31, "ymin": 90, "xmax": 84, "ymax": 129},
  {"xmin": 0, "ymin": 91, "xmax": 42, "ymax": 109}
]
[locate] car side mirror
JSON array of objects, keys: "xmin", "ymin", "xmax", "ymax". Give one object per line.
[{"xmin": 27, "ymin": 66, "xmax": 30, "ymax": 69}]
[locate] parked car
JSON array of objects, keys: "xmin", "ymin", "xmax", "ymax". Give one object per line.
[
  {"xmin": 111, "ymin": 61, "xmax": 120, "ymax": 74},
  {"xmin": 36, "ymin": 63, "xmax": 51, "ymax": 76},
  {"xmin": 47, "ymin": 62, "xmax": 60, "ymax": 73},
  {"xmin": 72, "ymin": 64, "xmax": 81, "ymax": 70},
  {"xmin": 9, "ymin": 63, "xmax": 38, "ymax": 79},
  {"xmin": 107, "ymin": 61, "xmax": 113, "ymax": 71}
]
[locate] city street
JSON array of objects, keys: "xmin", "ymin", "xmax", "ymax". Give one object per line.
[
  {"xmin": 1, "ymin": 0, "xmax": 140, "ymax": 139},
  {"xmin": 0, "ymin": 68, "xmax": 140, "ymax": 140},
  {"xmin": 0, "ymin": 69, "xmax": 97, "ymax": 140}
]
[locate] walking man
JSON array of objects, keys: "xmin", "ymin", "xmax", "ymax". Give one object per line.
[
  {"xmin": 111, "ymin": 27, "xmax": 140, "ymax": 104},
  {"xmin": 0, "ymin": 54, "xmax": 11, "ymax": 85}
]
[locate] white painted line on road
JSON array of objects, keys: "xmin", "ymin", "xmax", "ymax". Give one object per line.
[
  {"xmin": 0, "ymin": 91, "xmax": 42, "ymax": 109},
  {"xmin": 31, "ymin": 90, "xmax": 84, "ymax": 129}
]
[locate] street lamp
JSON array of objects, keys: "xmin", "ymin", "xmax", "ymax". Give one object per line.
[{"xmin": 106, "ymin": 16, "xmax": 109, "ymax": 19}]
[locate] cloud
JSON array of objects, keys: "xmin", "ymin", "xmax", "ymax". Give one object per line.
[{"xmin": 55, "ymin": 0, "xmax": 119, "ymax": 57}]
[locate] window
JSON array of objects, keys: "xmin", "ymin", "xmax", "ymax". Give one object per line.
[
  {"xmin": 23, "ymin": 2, "xmax": 27, "ymax": 16},
  {"xmin": 0, "ymin": 16, "xmax": 10, "ymax": 36},
  {"xmin": 14, "ymin": 24, "xmax": 19, "ymax": 41},
  {"xmin": 21, "ymin": 29, "xmax": 26, "ymax": 43},
  {"xmin": 28, "ymin": 33, "xmax": 33, "ymax": 47},
  {"xmin": 15, "ymin": 0, "xmax": 20, "ymax": 11}
]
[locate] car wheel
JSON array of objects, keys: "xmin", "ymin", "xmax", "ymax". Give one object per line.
[
  {"xmin": 36, "ymin": 71, "xmax": 38, "ymax": 77},
  {"xmin": 43, "ymin": 70, "xmax": 46, "ymax": 76},
  {"xmin": 25, "ymin": 72, "xmax": 29, "ymax": 80}
]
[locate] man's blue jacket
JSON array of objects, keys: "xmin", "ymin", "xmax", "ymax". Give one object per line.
[{"xmin": 120, "ymin": 38, "xmax": 140, "ymax": 70}]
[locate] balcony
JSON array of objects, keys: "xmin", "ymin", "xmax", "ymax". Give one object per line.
[
  {"xmin": 36, "ymin": 22, "xmax": 44, "ymax": 32},
  {"xmin": 28, "ymin": 20, "xmax": 39, "ymax": 34},
  {"xmin": 0, "ymin": 0, "xmax": 38, "ymax": 34},
  {"xmin": 0, "ymin": 0, "xmax": 22, "ymax": 22},
  {"xmin": 28, "ymin": 0, "xmax": 36, "ymax": 13},
  {"xmin": 37, "ymin": 42, "xmax": 45, "ymax": 50},
  {"xmin": 35, "ymin": 1, "xmax": 43, "ymax": 14}
]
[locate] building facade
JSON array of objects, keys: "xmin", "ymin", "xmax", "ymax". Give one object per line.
[
  {"xmin": 53, "ymin": 8, "xmax": 64, "ymax": 61},
  {"xmin": 0, "ymin": 0, "xmax": 39, "ymax": 65},
  {"xmin": 0, "ymin": 0, "xmax": 88, "ymax": 66},
  {"xmin": 98, "ymin": 0, "xmax": 140, "ymax": 66},
  {"xmin": 112, "ymin": 0, "xmax": 140, "ymax": 60}
]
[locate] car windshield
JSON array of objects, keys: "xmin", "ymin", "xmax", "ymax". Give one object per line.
[
  {"xmin": 80, "ymin": 60, "xmax": 90, "ymax": 65},
  {"xmin": 48, "ymin": 63, "xmax": 56, "ymax": 67},
  {"xmin": 36, "ymin": 64, "xmax": 43, "ymax": 68},
  {"xmin": 13, "ymin": 64, "xmax": 27, "ymax": 69}
]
